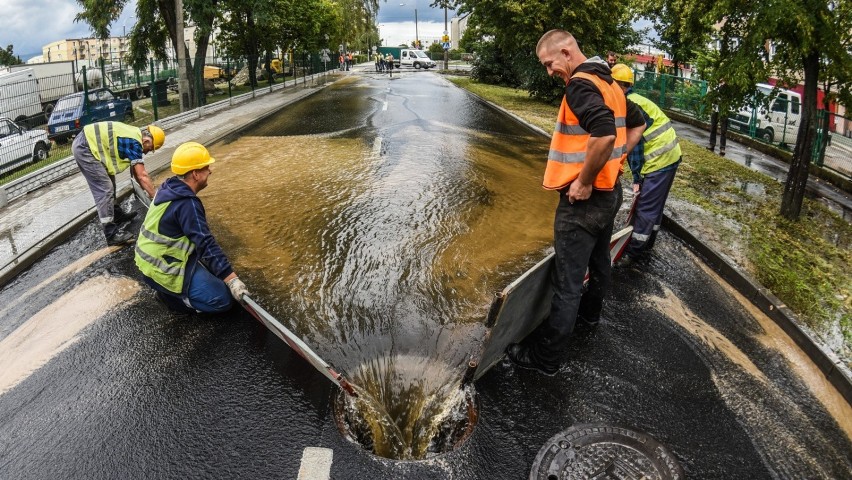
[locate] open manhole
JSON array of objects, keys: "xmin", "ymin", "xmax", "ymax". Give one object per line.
[
  {"xmin": 332, "ymin": 357, "xmax": 479, "ymax": 461},
  {"xmin": 530, "ymin": 423, "xmax": 684, "ymax": 480}
]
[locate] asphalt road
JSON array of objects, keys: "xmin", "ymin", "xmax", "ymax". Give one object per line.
[{"xmin": 0, "ymin": 70, "xmax": 849, "ymax": 479}]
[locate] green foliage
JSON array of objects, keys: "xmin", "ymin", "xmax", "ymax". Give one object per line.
[
  {"xmin": 457, "ymin": 0, "xmax": 640, "ymax": 100},
  {"xmin": 0, "ymin": 45, "xmax": 23, "ymax": 66}
]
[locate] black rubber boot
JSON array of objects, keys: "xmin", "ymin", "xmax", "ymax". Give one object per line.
[
  {"xmin": 506, "ymin": 343, "xmax": 560, "ymax": 375},
  {"xmin": 113, "ymin": 207, "xmax": 138, "ymax": 224},
  {"xmin": 104, "ymin": 223, "xmax": 135, "ymax": 246}
]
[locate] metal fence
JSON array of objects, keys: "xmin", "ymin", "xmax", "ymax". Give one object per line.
[
  {"xmin": 631, "ymin": 69, "xmax": 851, "ymax": 179},
  {"xmin": 0, "ymin": 53, "xmax": 340, "ymax": 188}
]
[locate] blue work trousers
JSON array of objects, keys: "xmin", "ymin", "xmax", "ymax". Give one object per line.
[
  {"xmin": 145, "ymin": 263, "xmax": 233, "ymax": 314},
  {"xmin": 532, "ymin": 187, "xmax": 621, "ymax": 366},
  {"xmin": 626, "ymin": 161, "xmax": 679, "ymax": 256}
]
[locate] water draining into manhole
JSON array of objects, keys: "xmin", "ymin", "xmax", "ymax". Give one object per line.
[{"xmin": 333, "ymin": 355, "xmax": 478, "ymax": 460}]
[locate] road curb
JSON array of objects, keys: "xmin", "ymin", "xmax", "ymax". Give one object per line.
[
  {"xmin": 0, "ymin": 77, "xmax": 337, "ymax": 288},
  {"xmin": 453, "ymin": 81, "xmax": 852, "ymax": 406}
]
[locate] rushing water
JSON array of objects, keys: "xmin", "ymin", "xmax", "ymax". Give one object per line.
[{"xmin": 195, "ymin": 76, "xmax": 557, "ymax": 458}]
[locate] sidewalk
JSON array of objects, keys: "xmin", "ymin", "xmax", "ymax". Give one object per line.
[{"xmin": 0, "ymin": 73, "xmax": 338, "ymax": 286}]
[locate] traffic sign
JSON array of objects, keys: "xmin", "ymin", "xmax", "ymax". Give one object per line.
[{"xmin": 442, "ymin": 42, "xmax": 451, "ymax": 51}]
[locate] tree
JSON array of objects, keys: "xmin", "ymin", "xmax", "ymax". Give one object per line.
[
  {"xmin": 707, "ymin": 0, "xmax": 852, "ymax": 219},
  {"xmin": 634, "ymin": 0, "xmax": 714, "ymax": 77},
  {"xmin": 0, "ymin": 45, "xmax": 23, "ymax": 66},
  {"xmin": 456, "ymin": 0, "xmax": 640, "ymax": 101},
  {"xmin": 75, "ymin": 0, "xmax": 216, "ymax": 109}
]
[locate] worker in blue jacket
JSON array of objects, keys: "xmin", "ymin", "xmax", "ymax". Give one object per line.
[{"xmin": 134, "ymin": 142, "xmax": 249, "ymax": 313}]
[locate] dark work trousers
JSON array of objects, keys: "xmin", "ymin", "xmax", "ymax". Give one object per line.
[
  {"xmin": 626, "ymin": 161, "xmax": 680, "ymax": 256},
  {"xmin": 709, "ymin": 111, "xmax": 728, "ymax": 152},
  {"xmin": 73, "ymin": 133, "xmax": 120, "ymax": 237},
  {"xmin": 531, "ymin": 186, "xmax": 622, "ymax": 366}
]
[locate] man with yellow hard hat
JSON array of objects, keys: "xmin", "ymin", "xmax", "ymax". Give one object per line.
[
  {"xmin": 610, "ymin": 63, "xmax": 682, "ymax": 266},
  {"xmin": 73, "ymin": 121, "xmax": 165, "ymax": 245},
  {"xmin": 135, "ymin": 142, "xmax": 249, "ymax": 314}
]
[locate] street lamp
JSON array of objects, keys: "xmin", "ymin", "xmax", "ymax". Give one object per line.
[{"xmin": 400, "ymin": 2, "xmax": 419, "ymax": 48}]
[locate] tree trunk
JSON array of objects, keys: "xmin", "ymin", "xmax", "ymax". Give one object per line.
[
  {"xmin": 780, "ymin": 51, "xmax": 819, "ymax": 220},
  {"xmin": 159, "ymin": 0, "xmax": 197, "ymax": 108}
]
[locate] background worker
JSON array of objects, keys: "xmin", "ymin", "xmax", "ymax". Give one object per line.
[
  {"xmin": 134, "ymin": 142, "xmax": 249, "ymax": 314},
  {"xmin": 707, "ymin": 81, "xmax": 729, "ymax": 156},
  {"xmin": 506, "ymin": 30, "xmax": 646, "ymax": 375},
  {"xmin": 611, "ymin": 63, "xmax": 682, "ymax": 265},
  {"xmin": 73, "ymin": 121, "xmax": 164, "ymax": 246},
  {"xmin": 606, "ymin": 51, "xmax": 618, "ymax": 69}
]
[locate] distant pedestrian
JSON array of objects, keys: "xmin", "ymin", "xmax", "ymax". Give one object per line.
[
  {"xmin": 708, "ymin": 81, "xmax": 729, "ymax": 156},
  {"xmin": 73, "ymin": 121, "xmax": 165, "ymax": 246},
  {"xmin": 374, "ymin": 52, "xmax": 381, "ymax": 72},
  {"xmin": 611, "ymin": 64, "xmax": 682, "ymax": 265},
  {"xmin": 386, "ymin": 54, "xmax": 394, "ymax": 74},
  {"xmin": 606, "ymin": 51, "xmax": 618, "ymax": 69}
]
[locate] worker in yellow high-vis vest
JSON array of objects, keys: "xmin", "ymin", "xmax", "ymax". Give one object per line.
[
  {"xmin": 135, "ymin": 142, "xmax": 249, "ymax": 313},
  {"xmin": 611, "ymin": 64, "xmax": 682, "ymax": 266},
  {"xmin": 72, "ymin": 122, "xmax": 165, "ymax": 245},
  {"xmin": 506, "ymin": 30, "xmax": 647, "ymax": 376}
]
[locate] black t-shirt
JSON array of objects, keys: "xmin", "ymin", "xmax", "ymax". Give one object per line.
[{"xmin": 565, "ymin": 61, "xmax": 645, "ymax": 137}]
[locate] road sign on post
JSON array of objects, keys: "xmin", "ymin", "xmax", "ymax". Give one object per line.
[{"xmin": 442, "ymin": 42, "xmax": 451, "ymax": 51}]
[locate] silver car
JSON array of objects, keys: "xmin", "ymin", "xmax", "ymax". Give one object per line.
[{"xmin": 0, "ymin": 117, "xmax": 51, "ymax": 176}]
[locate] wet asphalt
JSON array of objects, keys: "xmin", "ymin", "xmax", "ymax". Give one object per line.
[{"xmin": 0, "ymin": 70, "xmax": 850, "ymax": 479}]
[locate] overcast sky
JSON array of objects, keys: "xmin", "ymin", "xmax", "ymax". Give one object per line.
[{"xmin": 1, "ymin": 0, "xmax": 455, "ymax": 61}]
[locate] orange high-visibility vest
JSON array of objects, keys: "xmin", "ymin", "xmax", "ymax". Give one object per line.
[{"xmin": 543, "ymin": 72, "xmax": 628, "ymax": 191}]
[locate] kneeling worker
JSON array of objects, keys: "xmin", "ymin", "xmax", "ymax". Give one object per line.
[
  {"xmin": 135, "ymin": 142, "xmax": 249, "ymax": 313},
  {"xmin": 73, "ymin": 122, "xmax": 164, "ymax": 245}
]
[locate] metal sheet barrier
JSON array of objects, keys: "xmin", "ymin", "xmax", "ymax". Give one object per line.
[{"xmin": 471, "ymin": 226, "xmax": 633, "ymax": 382}]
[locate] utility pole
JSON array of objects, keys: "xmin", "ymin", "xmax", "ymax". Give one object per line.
[
  {"xmin": 443, "ymin": 4, "xmax": 449, "ymax": 70},
  {"xmin": 175, "ymin": 0, "xmax": 190, "ymax": 110}
]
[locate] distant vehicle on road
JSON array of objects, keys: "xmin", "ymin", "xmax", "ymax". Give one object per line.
[
  {"xmin": 728, "ymin": 83, "xmax": 802, "ymax": 146},
  {"xmin": 0, "ymin": 117, "xmax": 51, "ymax": 176},
  {"xmin": 47, "ymin": 88, "xmax": 134, "ymax": 145},
  {"xmin": 377, "ymin": 46, "xmax": 437, "ymax": 70}
]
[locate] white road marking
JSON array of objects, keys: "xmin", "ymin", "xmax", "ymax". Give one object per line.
[
  {"xmin": 297, "ymin": 447, "xmax": 333, "ymax": 480},
  {"xmin": 372, "ymin": 137, "xmax": 383, "ymax": 157},
  {"xmin": 382, "ymin": 100, "xmax": 388, "ymax": 111}
]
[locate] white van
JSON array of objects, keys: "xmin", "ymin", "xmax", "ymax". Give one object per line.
[
  {"xmin": 729, "ymin": 83, "xmax": 801, "ymax": 145},
  {"xmin": 0, "ymin": 69, "xmax": 43, "ymax": 126},
  {"xmin": 398, "ymin": 49, "xmax": 437, "ymax": 70}
]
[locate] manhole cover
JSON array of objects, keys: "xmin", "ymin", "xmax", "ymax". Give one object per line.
[{"xmin": 530, "ymin": 423, "xmax": 684, "ymax": 480}]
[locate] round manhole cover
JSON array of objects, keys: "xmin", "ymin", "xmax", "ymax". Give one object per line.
[{"xmin": 530, "ymin": 423, "xmax": 684, "ymax": 480}]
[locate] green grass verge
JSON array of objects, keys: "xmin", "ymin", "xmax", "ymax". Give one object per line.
[{"xmin": 448, "ymin": 76, "xmax": 852, "ymax": 358}]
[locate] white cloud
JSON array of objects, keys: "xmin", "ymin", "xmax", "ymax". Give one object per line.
[
  {"xmin": 1, "ymin": 0, "xmax": 138, "ymax": 61},
  {"xmin": 379, "ymin": 21, "xmax": 449, "ymax": 48}
]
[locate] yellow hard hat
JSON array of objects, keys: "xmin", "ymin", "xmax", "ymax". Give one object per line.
[
  {"xmin": 171, "ymin": 142, "xmax": 216, "ymax": 175},
  {"xmin": 146, "ymin": 125, "xmax": 166, "ymax": 150},
  {"xmin": 611, "ymin": 63, "xmax": 634, "ymax": 85}
]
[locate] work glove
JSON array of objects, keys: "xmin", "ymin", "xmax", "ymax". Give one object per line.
[{"xmin": 227, "ymin": 277, "xmax": 249, "ymax": 301}]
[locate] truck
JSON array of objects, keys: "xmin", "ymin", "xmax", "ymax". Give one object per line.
[
  {"xmin": 5, "ymin": 61, "xmax": 77, "ymax": 118},
  {"xmin": 728, "ymin": 83, "xmax": 802, "ymax": 146},
  {"xmin": 0, "ymin": 69, "xmax": 44, "ymax": 127},
  {"xmin": 376, "ymin": 46, "xmax": 437, "ymax": 70}
]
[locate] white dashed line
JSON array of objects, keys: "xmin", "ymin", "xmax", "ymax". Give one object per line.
[
  {"xmin": 297, "ymin": 447, "xmax": 333, "ymax": 480},
  {"xmin": 372, "ymin": 137, "xmax": 383, "ymax": 157}
]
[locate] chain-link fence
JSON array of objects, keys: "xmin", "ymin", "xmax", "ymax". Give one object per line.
[
  {"xmin": 1, "ymin": 52, "xmax": 341, "ymax": 188},
  {"xmin": 631, "ymin": 69, "xmax": 851, "ymax": 179}
]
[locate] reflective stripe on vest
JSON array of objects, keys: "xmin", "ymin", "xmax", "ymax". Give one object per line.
[
  {"xmin": 134, "ymin": 200, "xmax": 196, "ymax": 294},
  {"xmin": 83, "ymin": 121, "xmax": 142, "ymax": 175},
  {"xmin": 627, "ymin": 93, "xmax": 682, "ymax": 175},
  {"xmin": 544, "ymin": 72, "xmax": 628, "ymax": 191}
]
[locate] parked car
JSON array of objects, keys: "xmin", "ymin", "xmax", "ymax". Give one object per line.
[
  {"xmin": 728, "ymin": 83, "xmax": 802, "ymax": 146},
  {"xmin": 0, "ymin": 116, "xmax": 51, "ymax": 175},
  {"xmin": 47, "ymin": 88, "xmax": 134, "ymax": 144}
]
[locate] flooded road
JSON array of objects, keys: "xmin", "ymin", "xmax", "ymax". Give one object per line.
[
  {"xmin": 1, "ymin": 70, "xmax": 850, "ymax": 478},
  {"xmin": 197, "ymin": 75, "xmax": 557, "ymax": 458}
]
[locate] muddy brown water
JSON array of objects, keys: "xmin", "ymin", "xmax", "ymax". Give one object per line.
[{"xmin": 180, "ymin": 77, "xmax": 556, "ymax": 458}]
